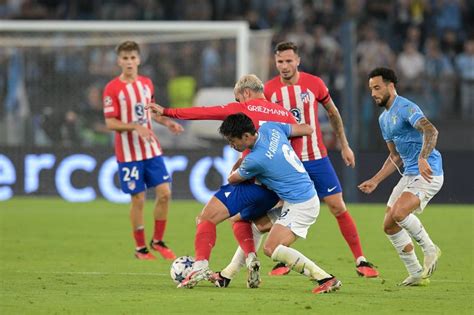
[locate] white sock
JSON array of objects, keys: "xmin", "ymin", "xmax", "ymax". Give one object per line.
[
  {"xmin": 221, "ymin": 223, "xmax": 264, "ymax": 279},
  {"xmin": 271, "ymin": 244, "xmax": 331, "ymax": 281},
  {"xmin": 386, "ymin": 229, "xmax": 423, "ymax": 277},
  {"xmin": 192, "ymin": 259, "xmax": 209, "ymax": 271},
  {"xmin": 397, "ymin": 214, "xmax": 435, "ymax": 254}
]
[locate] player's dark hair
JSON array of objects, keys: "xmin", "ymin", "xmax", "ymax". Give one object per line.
[
  {"xmin": 368, "ymin": 67, "xmax": 398, "ymax": 86},
  {"xmin": 274, "ymin": 41, "xmax": 298, "ymax": 55},
  {"xmin": 219, "ymin": 113, "xmax": 256, "ymax": 139},
  {"xmin": 116, "ymin": 41, "xmax": 140, "ymax": 54}
]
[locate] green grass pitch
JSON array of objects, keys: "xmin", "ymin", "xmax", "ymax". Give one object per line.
[{"xmin": 1, "ymin": 198, "xmax": 472, "ymax": 314}]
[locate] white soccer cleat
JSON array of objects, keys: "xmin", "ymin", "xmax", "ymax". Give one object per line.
[
  {"xmin": 177, "ymin": 268, "xmax": 213, "ymax": 289},
  {"xmin": 399, "ymin": 275, "xmax": 430, "ymax": 286},
  {"xmin": 422, "ymin": 245, "xmax": 441, "ymax": 279},
  {"xmin": 245, "ymin": 253, "xmax": 261, "ymax": 289}
]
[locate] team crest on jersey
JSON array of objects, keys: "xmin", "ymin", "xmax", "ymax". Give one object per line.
[
  {"xmin": 300, "ymin": 91, "xmax": 310, "ymax": 103},
  {"xmin": 104, "ymin": 96, "xmax": 113, "ymax": 107},
  {"xmin": 290, "ymin": 108, "xmax": 302, "ymax": 123},
  {"xmin": 127, "ymin": 180, "xmax": 136, "ymax": 191},
  {"xmin": 391, "ymin": 115, "xmax": 398, "ymax": 125}
]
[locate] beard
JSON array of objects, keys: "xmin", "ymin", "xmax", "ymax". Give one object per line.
[{"xmin": 376, "ymin": 93, "xmax": 390, "ymax": 107}]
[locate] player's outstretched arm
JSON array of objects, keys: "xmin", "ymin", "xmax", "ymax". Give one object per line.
[
  {"xmin": 289, "ymin": 123, "xmax": 313, "ymax": 137},
  {"xmin": 146, "ymin": 103, "xmax": 165, "ymax": 116},
  {"xmin": 414, "ymin": 117, "xmax": 438, "ymax": 183},
  {"xmin": 323, "ymin": 100, "xmax": 355, "ymax": 168},
  {"xmin": 358, "ymin": 142, "xmax": 402, "ymax": 194}
]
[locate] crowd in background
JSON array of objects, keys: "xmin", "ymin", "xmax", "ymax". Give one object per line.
[{"xmin": 0, "ymin": 0, "xmax": 473, "ymax": 149}]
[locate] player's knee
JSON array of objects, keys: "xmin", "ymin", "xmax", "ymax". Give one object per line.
[
  {"xmin": 263, "ymin": 242, "xmax": 276, "ymax": 257},
  {"xmin": 131, "ymin": 194, "xmax": 145, "ymax": 208},
  {"xmin": 156, "ymin": 190, "xmax": 171, "ymax": 204},
  {"xmin": 331, "ymin": 206, "xmax": 346, "ymax": 217},
  {"xmin": 383, "ymin": 222, "xmax": 397, "ymax": 234},
  {"xmin": 390, "ymin": 207, "xmax": 408, "ymax": 223}
]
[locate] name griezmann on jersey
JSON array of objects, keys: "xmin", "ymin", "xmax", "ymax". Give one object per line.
[{"xmin": 247, "ymin": 105, "xmax": 290, "ymax": 117}]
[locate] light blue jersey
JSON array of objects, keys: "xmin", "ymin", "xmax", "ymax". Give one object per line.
[
  {"xmin": 238, "ymin": 122, "xmax": 317, "ymax": 203},
  {"xmin": 379, "ymin": 95, "xmax": 443, "ymax": 176}
]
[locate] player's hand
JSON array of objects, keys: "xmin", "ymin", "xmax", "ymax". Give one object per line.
[
  {"xmin": 146, "ymin": 103, "xmax": 164, "ymax": 116},
  {"xmin": 134, "ymin": 124, "xmax": 154, "ymax": 142},
  {"xmin": 418, "ymin": 158, "xmax": 433, "ymax": 183},
  {"xmin": 167, "ymin": 121, "xmax": 184, "ymax": 135},
  {"xmin": 341, "ymin": 146, "xmax": 355, "ymax": 168},
  {"xmin": 358, "ymin": 179, "xmax": 378, "ymax": 194}
]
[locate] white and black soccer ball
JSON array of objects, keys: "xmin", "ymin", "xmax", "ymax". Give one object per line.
[{"xmin": 170, "ymin": 255, "xmax": 195, "ymax": 284}]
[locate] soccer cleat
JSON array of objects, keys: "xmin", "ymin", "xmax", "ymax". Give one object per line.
[
  {"xmin": 268, "ymin": 262, "xmax": 291, "ymax": 276},
  {"xmin": 134, "ymin": 247, "xmax": 156, "ymax": 260},
  {"xmin": 399, "ymin": 275, "xmax": 430, "ymax": 286},
  {"xmin": 356, "ymin": 261, "xmax": 379, "ymax": 278},
  {"xmin": 245, "ymin": 253, "xmax": 261, "ymax": 289},
  {"xmin": 312, "ymin": 276, "xmax": 342, "ymax": 294},
  {"xmin": 178, "ymin": 268, "xmax": 214, "ymax": 289},
  {"xmin": 211, "ymin": 272, "xmax": 232, "ymax": 288},
  {"xmin": 422, "ymin": 246, "xmax": 441, "ymax": 279},
  {"xmin": 150, "ymin": 240, "xmax": 176, "ymax": 260}
]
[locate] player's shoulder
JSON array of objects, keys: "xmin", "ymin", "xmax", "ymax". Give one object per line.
[
  {"xmin": 300, "ymin": 72, "xmax": 326, "ymax": 85},
  {"xmin": 104, "ymin": 77, "xmax": 122, "ymax": 92},
  {"xmin": 138, "ymin": 75, "xmax": 153, "ymax": 85},
  {"xmin": 395, "ymin": 95, "xmax": 420, "ymax": 113},
  {"xmin": 264, "ymin": 76, "xmax": 281, "ymax": 88}
]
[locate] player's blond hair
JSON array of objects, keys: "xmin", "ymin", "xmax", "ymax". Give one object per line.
[{"xmin": 234, "ymin": 74, "xmax": 264, "ymax": 94}]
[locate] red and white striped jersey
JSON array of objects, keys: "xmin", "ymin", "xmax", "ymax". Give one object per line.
[
  {"xmin": 264, "ymin": 72, "xmax": 331, "ymax": 161},
  {"xmin": 103, "ymin": 76, "xmax": 162, "ymax": 162}
]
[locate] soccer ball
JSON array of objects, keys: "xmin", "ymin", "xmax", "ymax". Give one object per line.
[{"xmin": 170, "ymin": 255, "xmax": 195, "ymax": 284}]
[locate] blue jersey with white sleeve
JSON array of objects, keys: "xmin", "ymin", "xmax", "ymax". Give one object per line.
[
  {"xmin": 237, "ymin": 122, "xmax": 317, "ymax": 203},
  {"xmin": 378, "ymin": 96, "xmax": 443, "ymax": 176}
]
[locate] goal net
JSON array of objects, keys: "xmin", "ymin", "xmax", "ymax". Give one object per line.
[{"xmin": 0, "ymin": 21, "xmax": 273, "ymax": 146}]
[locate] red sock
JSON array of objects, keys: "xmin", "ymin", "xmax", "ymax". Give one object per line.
[
  {"xmin": 194, "ymin": 220, "xmax": 216, "ymax": 261},
  {"xmin": 133, "ymin": 228, "xmax": 146, "ymax": 248},
  {"xmin": 232, "ymin": 221, "xmax": 255, "ymax": 256},
  {"xmin": 336, "ymin": 211, "xmax": 364, "ymax": 260},
  {"xmin": 153, "ymin": 220, "xmax": 166, "ymax": 241}
]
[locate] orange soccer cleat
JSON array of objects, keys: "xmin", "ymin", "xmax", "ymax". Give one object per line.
[
  {"xmin": 312, "ymin": 276, "xmax": 342, "ymax": 294},
  {"xmin": 135, "ymin": 247, "xmax": 156, "ymax": 260},
  {"xmin": 356, "ymin": 261, "xmax": 379, "ymax": 278},
  {"xmin": 268, "ymin": 262, "xmax": 291, "ymax": 276},
  {"xmin": 150, "ymin": 240, "xmax": 177, "ymax": 260}
]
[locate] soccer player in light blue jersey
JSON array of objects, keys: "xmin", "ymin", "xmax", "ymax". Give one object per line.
[
  {"xmin": 220, "ymin": 113, "xmax": 342, "ymax": 294},
  {"xmin": 359, "ymin": 67, "xmax": 443, "ymax": 286}
]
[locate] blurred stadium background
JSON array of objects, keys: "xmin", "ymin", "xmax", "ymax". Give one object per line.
[{"xmin": 0, "ymin": 0, "xmax": 473, "ymax": 204}]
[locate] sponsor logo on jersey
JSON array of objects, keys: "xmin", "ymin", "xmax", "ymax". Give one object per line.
[{"xmin": 290, "ymin": 108, "xmax": 302, "ymax": 123}]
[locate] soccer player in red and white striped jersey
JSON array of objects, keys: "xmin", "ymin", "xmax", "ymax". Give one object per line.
[
  {"xmin": 103, "ymin": 41, "xmax": 183, "ymax": 260},
  {"xmin": 264, "ymin": 41, "xmax": 379, "ymax": 278}
]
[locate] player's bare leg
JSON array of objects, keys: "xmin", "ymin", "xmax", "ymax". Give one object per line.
[
  {"xmin": 264, "ymin": 224, "xmax": 341, "ymax": 294},
  {"xmin": 324, "ymin": 193, "xmax": 378, "ymax": 278},
  {"xmin": 131, "ymin": 192, "xmax": 155, "ymax": 260},
  {"xmin": 388, "ymin": 192, "xmax": 440, "ymax": 284},
  {"xmin": 150, "ymin": 183, "xmax": 175, "ymax": 260}
]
